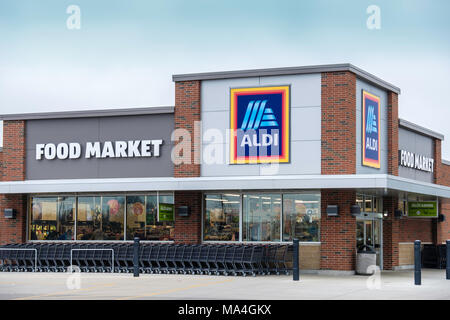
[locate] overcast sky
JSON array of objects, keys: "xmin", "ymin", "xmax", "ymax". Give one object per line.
[{"xmin": 0, "ymin": 0, "xmax": 449, "ymax": 158}]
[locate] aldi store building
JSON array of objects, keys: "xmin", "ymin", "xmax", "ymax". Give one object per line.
[{"xmin": 1, "ymin": 63, "xmax": 450, "ymax": 274}]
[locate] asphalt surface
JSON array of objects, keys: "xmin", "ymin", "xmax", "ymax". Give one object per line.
[{"xmin": 0, "ymin": 269, "xmax": 448, "ymax": 300}]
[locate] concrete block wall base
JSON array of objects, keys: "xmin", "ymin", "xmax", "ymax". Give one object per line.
[
  {"xmin": 316, "ymin": 270, "xmax": 356, "ymax": 276},
  {"xmin": 393, "ymin": 265, "xmax": 414, "ymax": 271}
]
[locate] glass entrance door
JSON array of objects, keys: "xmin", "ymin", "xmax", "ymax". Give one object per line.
[{"xmin": 356, "ymin": 217, "xmax": 383, "ymax": 268}]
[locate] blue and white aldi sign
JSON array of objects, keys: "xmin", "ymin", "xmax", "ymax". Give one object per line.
[
  {"xmin": 230, "ymin": 86, "xmax": 290, "ymax": 164},
  {"xmin": 362, "ymin": 90, "xmax": 381, "ymax": 168}
]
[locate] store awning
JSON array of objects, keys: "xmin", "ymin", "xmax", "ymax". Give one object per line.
[{"xmin": 1, "ymin": 174, "xmax": 449, "ymax": 198}]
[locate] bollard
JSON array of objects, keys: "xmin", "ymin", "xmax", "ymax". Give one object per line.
[
  {"xmin": 447, "ymin": 240, "xmax": 450, "ymax": 280},
  {"xmin": 133, "ymin": 237, "xmax": 140, "ymax": 277},
  {"xmin": 293, "ymin": 238, "xmax": 299, "ymax": 281},
  {"xmin": 414, "ymin": 240, "xmax": 421, "ymax": 285}
]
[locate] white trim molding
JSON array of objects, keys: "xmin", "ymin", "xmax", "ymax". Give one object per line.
[{"xmin": 1, "ymin": 174, "xmax": 450, "ymax": 198}]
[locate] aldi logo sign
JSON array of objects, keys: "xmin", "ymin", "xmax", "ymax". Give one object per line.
[
  {"xmin": 230, "ymin": 86, "xmax": 290, "ymax": 164},
  {"xmin": 362, "ymin": 90, "xmax": 381, "ymax": 168}
]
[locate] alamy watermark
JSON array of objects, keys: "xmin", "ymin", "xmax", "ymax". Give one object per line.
[
  {"xmin": 366, "ymin": 5, "xmax": 381, "ymax": 30},
  {"xmin": 66, "ymin": 5, "xmax": 81, "ymax": 30}
]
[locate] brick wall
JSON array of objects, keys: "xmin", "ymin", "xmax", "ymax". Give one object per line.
[
  {"xmin": 174, "ymin": 80, "xmax": 201, "ymax": 177},
  {"xmin": 0, "ymin": 120, "xmax": 27, "ymax": 244},
  {"xmin": 320, "ymin": 190, "xmax": 356, "ymax": 271},
  {"xmin": 1, "ymin": 121, "xmax": 26, "ymax": 181},
  {"xmin": 398, "ymin": 219, "xmax": 434, "ymax": 243},
  {"xmin": 436, "ymin": 153, "xmax": 450, "ymax": 243},
  {"xmin": 0, "ymin": 149, "xmax": 3, "ymax": 180},
  {"xmin": 438, "ymin": 197, "xmax": 450, "ymax": 243},
  {"xmin": 387, "ymin": 92, "xmax": 399, "ymax": 176},
  {"xmin": 0, "ymin": 195, "xmax": 27, "ymax": 245},
  {"xmin": 173, "ymin": 191, "xmax": 202, "ymax": 244},
  {"xmin": 383, "ymin": 196, "xmax": 434, "ymax": 270},
  {"xmin": 173, "ymin": 81, "xmax": 202, "ymax": 243},
  {"xmin": 321, "ymin": 71, "xmax": 357, "ymax": 175},
  {"xmin": 382, "ymin": 196, "xmax": 400, "ymax": 270},
  {"xmin": 432, "ymin": 139, "xmax": 450, "ymax": 243}
]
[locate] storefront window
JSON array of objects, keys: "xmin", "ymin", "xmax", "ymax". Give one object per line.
[
  {"xmin": 76, "ymin": 196, "xmax": 100, "ymax": 240},
  {"xmin": 76, "ymin": 196, "xmax": 124, "ymax": 240},
  {"xmin": 204, "ymin": 194, "xmax": 240, "ymax": 241},
  {"xmin": 282, "ymin": 194, "xmax": 320, "ymax": 242},
  {"xmin": 356, "ymin": 194, "xmax": 364, "ymax": 211},
  {"xmin": 30, "ymin": 196, "xmax": 75, "ymax": 240},
  {"xmin": 126, "ymin": 194, "xmax": 174, "ymax": 241},
  {"xmin": 364, "ymin": 196, "xmax": 373, "ymax": 212},
  {"xmin": 243, "ymin": 194, "xmax": 281, "ymax": 242},
  {"xmin": 373, "ymin": 196, "xmax": 378, "ymax": 212}
]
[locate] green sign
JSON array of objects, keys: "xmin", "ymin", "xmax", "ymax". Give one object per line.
[
  {"xmin": 158, "ymin": 203, "xmax": 174, "ymax": 221},
  {"xmin": 407, "ymin": 201, "xmax": 437, "ymax": 218}
]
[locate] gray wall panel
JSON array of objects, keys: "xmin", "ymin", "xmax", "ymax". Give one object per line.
[
  {"xmin": 201, "ymin": 73, "xmax": 321, "ymax": 177},
  {"xmin": 201, "ymin": 77, "xmax": 260, "ymax": 112},
  {"xmin": 398, "ymin": 127, "xmax": 434, "ymax": 183},
  {"xmin": 259, "ymin": 74, "xmax": 321, "ymax": 107},
  {"xmin": 26, "ymin": 114, "xmax": 174, "ymax": 180}
]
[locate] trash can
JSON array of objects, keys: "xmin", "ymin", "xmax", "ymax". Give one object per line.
[{"xmin": 356, "ymin": 245, "xmax": 376, "ymax": 275}]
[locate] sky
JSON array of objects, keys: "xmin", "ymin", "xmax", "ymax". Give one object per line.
[{"xmin": 0, "ymin": 0, "xmax": 449, "ymax": 158}]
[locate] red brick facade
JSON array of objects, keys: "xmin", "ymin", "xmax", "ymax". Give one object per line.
[
  {"xmin": 432, "ymin": 139, "xmax": 450, "ymax": 244},
  {"xmin": 0, "ymin": 120, "xmax": 27, "ymax": 245},
  {"xmin": 173, "ymin": 191, "xmax": 202, "ymax": 244},
  {"xmin": 321, "ymin": 71, "xmax": 356, "ymax": 175},
  {"xmin": 320, "ymin": 190, "xmax": 357, "ymax": 271},
  {"xmin": 382, "ymin": 196, "xmax": 400, "ymax": 270},
  {"xmin": 435, "ymin": 138, "xmax": 450, "ymax": 243},
  {"xmin": 174, "ymin": 80, "xmax": 201, "ymax": 178},
  {"xmin": 173, "ymin": 81, "xmax": 202, "ymax": 243},
  {"xmin": 387, "ymin": 92, "xmax": 399, "ymax": 176}
]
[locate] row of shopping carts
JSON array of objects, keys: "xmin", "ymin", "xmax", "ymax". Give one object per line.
[{"xmin": 0, "ymin": 243, "xmax": 293, "ymax": 276}]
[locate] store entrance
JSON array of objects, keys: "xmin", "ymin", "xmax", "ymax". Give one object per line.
[{"xmin": 356, "ymin": 214, "xmax": 383, "ymax": 269}]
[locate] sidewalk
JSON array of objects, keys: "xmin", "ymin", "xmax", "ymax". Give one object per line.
[{"xmin": 0, "ymin": 269, "xmax": 448, "ymax": 300}]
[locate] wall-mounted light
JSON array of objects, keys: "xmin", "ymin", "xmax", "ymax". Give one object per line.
[
  {"xmin": 4, "ymin": 208, "xmax": 16, "ymax": 219},
  {"xmin": 177, "ymin": 206, "xmax": 190, "ymax": 217},
  {"xmin": 351, "ymin": 205, "xmax": 361, "ymax": 216},
  {"xmin": 326, "ymin": 205, "xmax": 339, "ymax": 217}
]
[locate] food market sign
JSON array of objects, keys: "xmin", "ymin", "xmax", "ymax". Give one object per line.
[
  {"xmin": 35, "ymin": 140, "xmax": 163, "ymax": 160},
  {"xmin": 26, "ymin": 113, "xmax": 174, "ymax": 180},
  {"xmin": 407, "ymin": 201, "xmax": 438, "ymax": 218},
  {"xmin": 399, "ymin": 150, "xmax": 434, "ymax": 173}
]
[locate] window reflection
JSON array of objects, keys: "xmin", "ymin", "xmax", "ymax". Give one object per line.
[
  {"xmin": 243, "ymin": 194, "xmax": 281, "ymax": 242},
  {"xmin": 282, "ymin": 194, "xmax": 320, "ymax": 242},
  {"xmin": 76, "ymin": 196, "xmax": 124, "ymax": 240},
  {"xmin": 204, "ymin": 194, "xmax": 240, "ymax": 241},
  {"xmin": 30, "ymin": 197, "xmax": 75, "ymax": 240},
  {"xmin": 126, "ymin": 194, "xmax": 174, "ymax": 241}
]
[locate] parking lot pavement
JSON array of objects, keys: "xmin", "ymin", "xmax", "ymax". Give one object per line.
[{"xmin": 0, "ymin": 269, "xmax": 449, "ymax": 300}]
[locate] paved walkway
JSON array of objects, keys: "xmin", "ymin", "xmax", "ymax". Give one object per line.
[{"xmin": 0, "ymin": 269, "xmax": 448, "ymax": 300}]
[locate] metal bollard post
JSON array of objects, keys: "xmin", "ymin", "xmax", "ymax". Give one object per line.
[
  {"xmin": 133, "ymin": 237, "xmax": 140, "ymax": 277},
  {"xmin": 293, "ymin": 238, "xmax": 299, "ymax": 281},
  {"xmin": 414, "ymin": 240, "xmax": 421, "ymax": 285},
  {"xmin": 446, "ymin": 240, "xmax": 450, "ymax": 280}
]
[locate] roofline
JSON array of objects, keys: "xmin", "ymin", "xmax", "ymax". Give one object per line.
[
  {"xmin": 0, "ymin": 106, "xmax": 174, "ymax": 121},
  {"xmin": 172, "ymin": 63, "xmax": 401, "ymax": 94},
  {"xmin": 399, "ymin": 118, "xmax": 444, "ymax": 141}
]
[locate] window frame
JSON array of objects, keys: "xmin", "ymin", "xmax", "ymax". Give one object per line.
[
  {"xmin": 202, "ymin": 190, "xmax": 321, "ymax": 244},
  {"xmin": 27, "ymin": 192, "xmax": 175, "ymax": 243}
]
